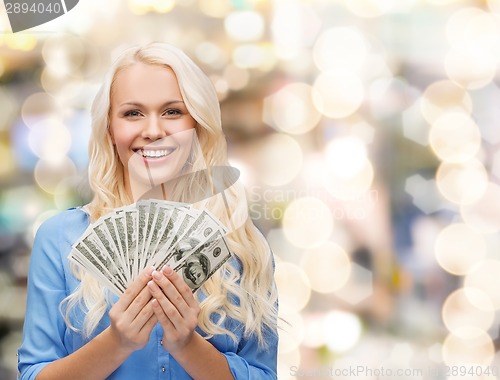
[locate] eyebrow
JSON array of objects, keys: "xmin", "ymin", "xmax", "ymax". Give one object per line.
[{"xmin": 119, "ymin": 100, "xmax": 184, "ymax": 108}]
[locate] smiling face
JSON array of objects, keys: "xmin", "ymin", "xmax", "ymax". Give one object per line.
[{"xmin": 109, "ymin": 62, "xmax": 197, "ymax": 199}]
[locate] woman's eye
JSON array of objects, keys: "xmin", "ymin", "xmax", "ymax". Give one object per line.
[
  {"xmin": 124, "ymin": 110, "xmax": 141, "ymax": 117},
  {"xmin": 164, "ymin": 109, "xmax": 181, "ymax": 116}
]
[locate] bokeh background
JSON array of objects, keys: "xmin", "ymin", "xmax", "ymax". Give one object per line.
[{"xmin": 2, "ymin": 0, "xmax": 500, "ymax": 379}]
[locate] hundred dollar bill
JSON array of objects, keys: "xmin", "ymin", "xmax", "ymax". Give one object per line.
[
  {"xmin": 163, "ymin": 209, "xmax": 228, "ymax": 265},
  {"xmin": 136, "ymin": 201, "xmax": 149, "ymax": 274},
  {"xmin": 81, "ymin": 232, "xmax": 128, "ymax": 291},
  {"xmin": 124, "ymin": 207, "xmax": 139, "ymax": 279},
  {"xmin": 70, "ymin": 240, "xmax": 125, "ymax": 294},
  {"xmin": 91, "ymin": 218, "xmax": 129, "ymax": 286},
  {"xmin": 172, "ymin": 230, "xmax": 232, "ymax": 292}
]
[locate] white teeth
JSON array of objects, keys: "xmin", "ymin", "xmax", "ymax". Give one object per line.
[{"xmin": 139, "ymin": 149, "xmax": 174, "ymax": 158}]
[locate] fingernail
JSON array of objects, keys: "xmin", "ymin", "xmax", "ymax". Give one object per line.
[
  {"xmin": 152, "ymin": 270, "xmax": 162, "ymax": 280},
  {"xmin": 146, "ymin": 266, "xmax": 155, "ymax": 276},
  {"xmin": 162, "ymin": 265, "xmax": 173, "ymax": 275}
]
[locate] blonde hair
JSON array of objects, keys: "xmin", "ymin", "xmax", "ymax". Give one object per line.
[{"xmin": 62, "ymin": 43, "xmax": 278, "ymax": 348}]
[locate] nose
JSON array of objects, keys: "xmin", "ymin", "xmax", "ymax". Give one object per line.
[{"xmin": 142, "ymin": 116, "xmax": 166, "ymax": 140}]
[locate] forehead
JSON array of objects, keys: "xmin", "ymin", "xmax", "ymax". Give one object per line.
[{"xmin": 111, "ymin": 62, "xmax": 182, "ymax": 103}]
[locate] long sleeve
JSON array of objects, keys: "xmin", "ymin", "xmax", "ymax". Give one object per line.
[
  {"xmin": 18, "ymin": 212, "xmax": 78, "ymax": 380},
  {"xmin": 222, "ymin": 327, "xmax": 278, "ymax": 379}
]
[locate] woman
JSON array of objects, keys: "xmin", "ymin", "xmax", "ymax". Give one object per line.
[{"xmin": 18, "ymin": 43, "xmax": 278, "ymax": 380}]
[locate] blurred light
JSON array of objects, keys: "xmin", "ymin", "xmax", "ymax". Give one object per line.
[
  {"xmin": 420, "ymin": 80, "xmax": 473, "ymax": 124},
  {"xmin": 53, "ymin": 176, "xmax": 86, "ymax": 210},
  {"xmin": 278, "ymin": 309, "xmax": 305, "ymax": 354},
  {"xmin": 34, "ymin": 157, "xmax": 77, "ymax": 194},
  {"xmin": 488, "ymin": 0, "xmax": 500, "ymax": 13},
  {"xmin": 11, "ymin": 118, "xmax": 39, "ymax": 170},
  {"xmin": 42, "ymin": 35, "xmax": 86, "ymax": 77},
  {"xmin": 5, "ymin": 33, "xmax": 37, "ymax": 51},
  {"xmin": 464, "ymin": 260, "xmax": 500, "ymax": 309},
  {"xmin": 223, "ymin": 64, "xmax": 250, "ymax": 90},
  {"xmin": 323, "ymin": 137, "xmax": 374, "ymax": 200},
  {"xmin": 0, "ymin": 88, "xmax": 18, "ymax": 132},
  {"xmin": 40, "ymin": 67, "xmax": 84, "ymax": 96},
  {"xmin": 271, "ymin": 2, "xmax": 322, "ymax": 60},
  {"xmin": 429, "ymin": 112, "xmax": 481, "ymax": 163},
  {"xmin": 463, "ymin": 13, "xmax": 500, "ymax": 59},
  {"xmin": 428, "ymin": 0, "xmax": 463, "ymax": 4},
  {"xmin": 0, "ymin": 141, "xmax": 15, "ymax": 176},
  {"xmin": 444, "ymin": 48, "xmax": 497, "ymax": 90},
  {"xmin": 402, "ymin": 101, "xmax": 430, "ymax": 146},
  {"xmin": 301, "ymin": 242, "xmax": 351, "ymax": 293},
  {"xmin": 195, "ymin": 42, "xmax": 227, "ymax": 68},
  {"xmin": 461, "ymin": 183, "xmax": 500, "ymax": 234},
  {"xmin": 199, "ymin": 0, "xmax": 231, "ymax": 18},
  {"xmin": 282, "ymin": 197, "xmax": 333, "ymax": 249},
  {"xmin": 210, "ymin": 75, "xmax": 229, "ymax": 100},
  {"xmin": 446, "ymin": 8, "xmax": 500, "ymax": 59},
  {"xmin": 302, "ymin": 313, "xmax": 327, "ymax": 348},
  {"xmin": 257, "ymin": 134, "xmax": 303, "ymax": 186},
  {"xmin": 21, "ymin": 92, "xmax": 60, "ymax": 128},
  {"xmin": 232, "ymin": 44, "xmax": 271, "ymax": 69},
  {"xmin": 128, "ymin": 0, "xmax": 175, "ymax": 14},
  {"xmin": 436, "ymin": 159, "xmax": 488, "ymax": 205},
  {"xmin": 323, "ymin": 161, "xmax": 374, "ymax": 201},
  {"xmin": 224, "ymin": 11, "xmax": 264, "ymax": 42},
  {"xmin": 266, "ymin": 228, "xmax": 303, "ymax": 264},
  {"xmin": 263, "ymin": 83, "xmax": 321, "ymax": 135},
  {"xmin": 446, "ymin": 8, "xmax": 484, "ymax": 47},
  {"xmin": 334, "ymin": 262, "xmax": 374, "ymax": 305},
  {"xmin": 434, "ymin": 223, "xmax": 486, "ymax": 276},
  {"xmin": 442, "ymin": 328, "xmax": 494, "ymax": 366},
  {"xmin": 277, "ymin": 347, "xmax": 301, "ymax": 380},
  {"xmin": 323, "ymin": 310, "xmax": 362, "ymax": 353},
  {"xmin": 0, "ymin": 186, "xmax": 50, "ymax": 233},
  {"xmin": 66, "ymin": 109, "xmax": 92, "ymax": 169},
  {"xmin": 313, "ymin": 27, "xmax": 368, "ymax": 72},
  {"xmin": 442, "ymin": 288, "xmax": 494, "ymax": 336},
  {"xmin": 325, "ymin": 137, "xmax": 367, "ymax": 177},
  {"xmin": 351, "ymin": 121, "xmax": 376, "ymax": 144},
  {"xmin": 344, "ymin": 0, "xmax": 396, "ymax": 18},
  {"xmin": 405, "ymin": 175, "xmax": 436, "ymax": 209},
  {"xmin": 313, "ymin": 70, "xmax": 364, "ymax": 119},
  {"xmin": 28, "ymin": 119, "xmax": 72, "ymax": 163},
  {"xmin": 275, "ymin": 262, "xmax": 311, "ymax": 312}
]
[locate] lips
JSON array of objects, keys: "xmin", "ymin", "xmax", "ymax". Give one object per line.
[{"xmin": 133, "ymin": 147, "xmax": 177, "ymax": 159}]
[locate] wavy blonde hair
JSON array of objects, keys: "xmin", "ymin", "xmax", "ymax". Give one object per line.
[{"xmin": 62, "ymin": 43, "xmax": 278, "ymax": 348}]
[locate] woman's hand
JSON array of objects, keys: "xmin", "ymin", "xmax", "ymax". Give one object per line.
[
  {"xmin": 147, "ymin": 265, "xmax": 201, "ymax": 354},
  {"xmin": 108, "ymin": 266, "xmax": 158, "ymax": 353}
]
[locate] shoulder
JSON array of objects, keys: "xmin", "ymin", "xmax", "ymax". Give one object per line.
[{"xmin": 35, "ymin": 207, "xmax": 90, "ymax": 247}]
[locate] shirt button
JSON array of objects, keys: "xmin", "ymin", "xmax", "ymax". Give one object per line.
[
  {"xmin": 160, "ymin": 340, "xmax": 163, "ymax": 345},
  {"xmin": 161, "ymin": 367, "xmax": 166, "ymax": 372}
]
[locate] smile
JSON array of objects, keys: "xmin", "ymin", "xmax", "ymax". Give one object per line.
[{"xmin": 135, "ymin": 148, "xmax": 176, "ymax": 158}]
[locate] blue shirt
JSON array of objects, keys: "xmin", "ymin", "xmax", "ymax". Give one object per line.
[{"xmin": 17, "ymin": 208, "xmax": 278, "ymax": 379}]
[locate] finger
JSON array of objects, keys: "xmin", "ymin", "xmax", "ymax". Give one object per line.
[
  {"xmin": 126, "ymin": 284, "xmax": 154, "ymax": 322},
  {"xmin": 151, "ymin": 298, "xmax": 175, "ymax": 333},
  {"xmin": 162, "ymin": 265, "xmax": 198, "ymax": 309},
  {"xmin": 151, "ymin": 269, "xmax": 190, "ymax": 318},
  {"xmin": 148, "ymin": 280, "xmax": 183, "ymax": 327},
  {"xmin": 139, "ymin": 313, "xmax": 158, "ymax": 336},
  {"xmin": 129, "ymin": 297, "xmax": 155, "ymax": 332},
  {"xmin": 114, "ymin": 266, "xmax": 155, "ymax": 312}
]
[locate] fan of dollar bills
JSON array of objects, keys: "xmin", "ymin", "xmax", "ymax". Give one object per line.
[{"xmin": 69, "ymin": 200, "xmax": 232, "ymax": 295}]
